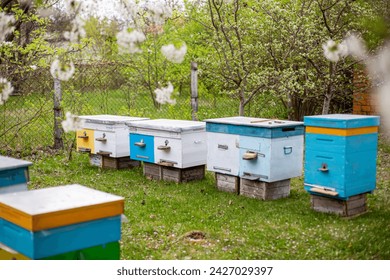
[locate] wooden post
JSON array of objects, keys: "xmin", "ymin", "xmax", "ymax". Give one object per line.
[
  {"xmin": 191, "ymin": 62, "xmax": 198, "ymax": 121},
  {"xmin": 53, "ymin": 78, "xmax": 64, "ymax": 150}
]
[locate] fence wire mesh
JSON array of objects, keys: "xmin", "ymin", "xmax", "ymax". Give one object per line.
[{"xmin": 1, "ymin": 60, "xmax": 240, "ymax": 155}]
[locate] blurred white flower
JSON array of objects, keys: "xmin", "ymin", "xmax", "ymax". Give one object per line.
[
  {"xmin": 378, "ymin": 81, "xmax": 390, "ymax": 132},
  {"xmin": 50, "ymin": 59, "xmax": 75, "ymax": 81},
  {"xmin": 161, "ymin": 43, "xmax": 187, "ymax": 63},
  {"xmin": 30, "ymin": 65, "xmax": 37, "ymax": 70},
  {"xmin": 0, "ymin": 77, "xmax": 14, "ymax": 105},
  {"xmin": 146, "ymin": 1, "xmax": 172, "ymax": 25},
  {"xmin": 116, "ymin": 28, "xmax": 146, "ymax": 54},
  {"xmin": 119, "ymin": 0, "xmax": 139, "ymax": 21},
  {"xmin": 64, "ymin": 0, "xmax": 83, "ymax": 13},
  {"xmin": 343, "ymin": 33, "xmax": 368, "ymax": 61},
  {"xmin": 61, "ymin": 112, "xmax": 85, "ymax": 133},
  {"xmin": 37, "ymin": 7, "xmax": 56, "ymax": 18},
  {"xmin": 155, "ymin": 82, "xmax": 176, "ymax": 105},
  {"xmin": 0, "ymin": 12, "xmax": 15, "ymax": 43},
  {"xmin": 322, "ymin": 39, "xmax": 348, "ymax": 63},
  {"xmin": 64, "ymin": 17, "xmax": 86, "ymax": 43}
]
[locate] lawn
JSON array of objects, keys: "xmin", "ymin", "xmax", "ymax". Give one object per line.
[{"xmin": 24, "ymin": 134, "xmax": 390, "ymax": 260}]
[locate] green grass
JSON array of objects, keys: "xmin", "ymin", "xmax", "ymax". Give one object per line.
[{"xmin": 24, "ymin": 137, "xmax": 390, "ymax": 260}]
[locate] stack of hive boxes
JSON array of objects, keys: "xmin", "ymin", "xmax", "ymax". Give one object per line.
[
  {"xmin": 127, "ymin": 119, "xmax": 207, "ymax": 183},
  {"xmin": 304, "ymin": 114, "xmax": 380, "ymax": 217},
  {"xmin": 77, "ymin": 115, "xmax": 149, "ymax": 169},
  {"xmin": 205, "ymin": 117, "xmax": 304, "ymax": 200},
  {"xmin": 0, "ymin": 184, "xmax": 124, "ymax": 260},
  {"xmin": 0, "ymin": 156, "xmax": 32, "ymax": 195}
]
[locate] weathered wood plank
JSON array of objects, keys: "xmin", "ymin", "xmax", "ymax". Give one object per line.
[
  {"xmin": 240, "ymin": 179, "xmax": 290, "ymax": 200},
  {"xmin": 215, "ymin": 173, "xmax": 240, "ymax": 194},
  {"xmin": 143, "ymin": 163, "xmax": 205, "ymax": 183},
  {"xmin": 310, "ymin": 194, "xmax": 368, "ymax": 217},
  {"xmin": 89, "ymin": 154, "xmax": 140, "ymax": 169}
]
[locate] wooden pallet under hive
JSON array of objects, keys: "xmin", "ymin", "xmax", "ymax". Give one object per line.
[
  {"xmin": 143, "ymin": 162, "xmax": 205, "ymax": 183},
  {"xmin": 215, "ymin": 173, "xmax": 240, "ymax": 194},
  {"xmin": 240, "ymin": 178, "xmax": 290, "ymax": 200},
  {"xmin": 89, "ymin": 154, "xmax": 140, "ymax": 169},
  {"xmin": 310, "ymin": 193, "xmax": 367, "ymax": 217}
]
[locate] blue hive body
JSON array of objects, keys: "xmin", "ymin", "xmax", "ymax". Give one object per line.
[
  {"xmin": 0, "ymin": 215, "xmax": 121, "ymax": 259},
  {"xmin": 0, "ymin": 156, "xmax": 32, "ymax": 194},
  {"xmin": 205, "ymin": 117, "xmax": 305, "ymax": 182},
  {"xmin": 304, "ymin": 114, "xmax": 380, "ymax": 200}
]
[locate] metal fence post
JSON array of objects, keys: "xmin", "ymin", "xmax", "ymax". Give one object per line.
[
  {"xmin": 191, "ymin": 62, "xmax": 198, "ymax": 121},
  {"xmin": 53, "ymin": 78, "xmax": 64, "ymax": 150}
]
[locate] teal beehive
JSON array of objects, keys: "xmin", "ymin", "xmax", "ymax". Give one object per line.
[
  {"xmin": 304, "ymin": 114, "xmax": 380, "ymax": 200},
  {"xmin": 0, "ymin": 156, "xmax": 32, "ymax": 194}
]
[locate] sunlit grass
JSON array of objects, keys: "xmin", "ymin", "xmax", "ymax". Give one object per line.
[{"xmin": 26, "ymin": 138, "xmax": 390, "ymax": 260}]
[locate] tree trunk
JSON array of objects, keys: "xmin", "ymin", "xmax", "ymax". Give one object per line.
[
  {"xmin": 53, "ymin": 78, "xmax": 64, "ymax": 150},
  {"xmin": 322, "ymin": 62, "xmax": 336, "ymax": 115},
  {"xmin": 191, "ymin": 62, "xmax": 198, "ymax": 121},
  {"xmin": 239, "ymin": 100, "xmax": 245, "ymax": 116}
]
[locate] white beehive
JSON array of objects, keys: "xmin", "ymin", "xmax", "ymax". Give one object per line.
[
  {"xmin": 127, "ymin": 119, "xmax": 207, "ymax": 169},
  {"xmin": 77, "ymin": 115, "xmax": 149, "ymax": 157}
]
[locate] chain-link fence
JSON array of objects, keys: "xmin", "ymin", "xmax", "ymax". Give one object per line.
[{"xmin": 1, "ymin": 60, "xmax": 242, "ymax": 155}]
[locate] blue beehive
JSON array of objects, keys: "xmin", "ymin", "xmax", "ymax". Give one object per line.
[
  {"xmin": 0, "ymin": 215, "xmax": 121, "ymax": 259},
  {"xmin": 205, "ymin": 117, "xmax": 304, "ymax": 182},
  {"xmin": 0, "ymin": 156, "xmax": 32, "ymax": 194},
  {"xmin": 0, "ymin": 185, "xmax": 124, "ymax": 260},
  {"xmin": 304, "ymin": 114, "xmax": 380, "ymax": 200}
]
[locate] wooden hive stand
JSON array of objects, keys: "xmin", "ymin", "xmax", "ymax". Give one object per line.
[
  {"xmin": 310, "ymin": 193, "xmax": 367, "ymax": 217},
  {"xmin": 143, "ymin": 162, "xmax": 205, "ymax": 183},
  {"xmin": 215, "ymin": 173, "xmax": 240, "ymax": 194},
  {"xmin": 240, "ymin": 178, "xmax": 291, "ymax": 200},
  {"xmin": 89, "ymin": 154, "xmax": 140, "ymax": 170}
]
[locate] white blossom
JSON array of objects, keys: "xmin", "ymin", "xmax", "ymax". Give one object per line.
[
  {"xmin": 0, "ymin": 77, "xmax": 14, "ymax": 105},
  {"xmin": 322, "ymin": 39, "xmax": 348, "ymax": 63},
  {"xmin": 64, "ymin": 17, "xmax": 86, "ymax": 43},
  {"xmin": 339, "ymin": 34, "xmax": 390, "ymax": 133},
  {"xmin": 0, "ymin": 12, "xmax": 15, "ymax": 43},
  {"xmin": 50, "ymin": 59, "xmax": 75, "ymax": 81},
  {"xmin": 116, "ymin": 28, "xmax": 146, "ymax": 54},
  {"xmin": 30, "ymin": 65, "xmax": 37, "ymax": 70},
  {"xmin": 61, "ymin": 112, "xmax": 85, "ymax": 133},
  {"xmin": 64, "ymin": 0, "xmax": 83, "ymax": 13},
  {"xmin": 161, "ymin": 43, "xmax": 187, "ymax": 63},
  {"xmin": 378, "ymin": 81, "xmax": 390, "ymax": 132},
  {"xmin": 145, "ymin": 1, "xmax": 172, "ymax": 25},
  {"xmin": 119, "ymin": 0, "xmax": 139, "ymax": 21},
  {"xmin": 37, "ymin": 7, "xmax": 56, "ymax": 18},
  {"xmin": 343, "ymin": 33, "xmax": 368, "ymax": 61},
  {"xmin": 155, "ymin": 82, "xmax": 176, "ymax": 105}
]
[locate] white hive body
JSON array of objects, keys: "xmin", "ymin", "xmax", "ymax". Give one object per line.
[
  {"xmin": 127, "ymin": 119, "xmax": 207, "ymax": 169},
  {"xmin": 77, "ymin": 115, "xmax": 149, "ymax": 157}
]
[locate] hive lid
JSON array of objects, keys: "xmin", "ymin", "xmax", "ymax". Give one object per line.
[
  {"xmin": 204, "ymin": 116, "xmax": 303, "ymax": 128},
  {"xmin": 0, "ymin": 156, "xmax": 32, "ymax": 171},
  {"xmin": 79, "ymin": 114, "xmax": 149, "ymax": 125},
  {"xmin": 304, "ymin": 114, "xmax": 380, "ymax": 128},
  {"xmin": 0, "ymin": 184, "xmax": 124, "ymax": 231},
  {"xmin": 126, "ymin": 119, "xmax": 205, "ymax": 132}
]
